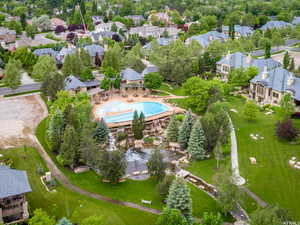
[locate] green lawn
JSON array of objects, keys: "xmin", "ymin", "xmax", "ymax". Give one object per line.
[
  {"xmin": 227, "ymin": 96, "xmax": 300, "ymax": 220},
  {"xmin": 0, "ymin": 147, "xmax": 157, "ymax": 225},
  {"xmin": 157, "ymin": 83, "xmax": 186, "ymax": 96},
  {"xmin": 36, "ymin": 118, "xmax": 228, "ymax": 219}
]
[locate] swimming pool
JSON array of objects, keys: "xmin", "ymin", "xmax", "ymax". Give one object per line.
[{"xmin": 96, "ymin": 101, "xmax": 169, "ymax": 123}]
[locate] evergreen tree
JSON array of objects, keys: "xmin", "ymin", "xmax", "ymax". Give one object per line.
[
  {"xmin": 167, "ymin": 178, "xmax": 193, "ymax": 223},
  {"xmin": 132, "ymin": 110, "xmax": 144, "ymax": 139},
  {"xmin": 79, "ymin": 0, "xmax": 86, "ymax": 16},
  {"xmin": 79, "ymin": 48, "xmax": 91, "ymax": 68},
  {"xmin": 166, "ymin": 115, "xmax": 179, "ymax": 142},
  {"xmin": 57, "ymin": 217, "xmax": 72, "ymax": 225},
  {"xmin": 60, "ymin": 125, "xmax": 79, "ymax": 168},
  {"xmin": 147, "ymin": 149, "xmax": 167, "ymax": 182},
  {"xmin": 178, "ymin": 110, "xmax": 194, "ymax": 149},
  {"xmin": 47, "ymin": 109, "xmax": 64, "ymax": 152},
  {"xmin": 187, "ymin": 120, "xmax": 206, "ymax": 160},
  {"xmin": 95, "ymin": 52, "xmax": 102, "ymax": 67},
  {"xmin": 102, "ymin": 43, "xmax": 122, "ymax": 72},
  {"xmin": 289, "ymin": 58, "xmax": 295, "ymax": 71},
  {"xmin": 97, "ymin": 150, "xmax": 127, "ymax": 183},
  {"xmin": 264, "ymin": 40, "xmax": 271, "ymax": 59},
  {"xmin": 156, "ymin": 208, "xmax": 188, "ymax": 225},
  {"xmin": 3, "ymin": 58, "xmax": 22, "ymax": 90},
  {"xmin": 94, "ymin": 119, "xmax": 109, "ymax": 144},
  {"xmin": 20, "ymin": 13, "xmax": 27, "ymax": 30},
  {"xmin": 278, "ymin": 93, "xmax": 295, "ymax": 121},
  {"xmin": 283, "ymin": 51, "xmax": 290, "ymax": 69},
  {"xmin": 32, "ymin": 55, "xmax": 57, "ymax": 81}
]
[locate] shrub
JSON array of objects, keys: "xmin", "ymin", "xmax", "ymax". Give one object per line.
[
  {"xmin": 156, "ymin": 175, "xmax": 174, "ymax": 198},
  {"xmin": 175, "ymin": 114, "xmax": 185, "ymax": 122},
  {"xmin": 116, "ymin": 132, "xmax": 127, "ymax": 142},
  {"xmin": 56, "ymin": 155, "xmax": 68, "ymax": 166},
  {"xmin": 36, "ymin": 163, "xmax": 45, "ymax": 175},
  {"xmin": 276, "ymin": 119, "xmax": 299, "ymax": 141},
  {"xmin": 144, "ymin": 137, "xmax": 154, "ymax": 144}
]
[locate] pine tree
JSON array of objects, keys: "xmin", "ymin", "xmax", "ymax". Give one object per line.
[
  {"xmin": 289, "ymin": 58, "xmax": 295, "ymax": 71},
  {"xmin": 94, "ymin": 119, "xmax": 109, "ymax": 143},
  {"xmin": 132, "ymin": 110, "xmax": 144, "ymax": 139},
  {"xmin": 167, "ymin": 178, "xmax": 193, "ymax": 223},
  {"xmin": 47, "ymin": 109, "xmax": 64, "ymax": 152},
  {"xmin": 283, "ymin": 51, "xmax": 290, "ymax": 69},
  {"xmin": 178, "ymin": 110, "xmax": 194, "ymax": 149},
  {"xmin": 147, "ymin": 149, "xmax": 167, "ymax": 182},
  {"xmin": 187, "ymin": 120, "xmax": 206, "ymax": 160},
  {"xmin": 79, "ymin": 48, "xmax": 91, "ymax": 68},
  {"xmin": 95, "ymin": 52, "xmax": 102, "ymax": 67},
  {"xmin": 166, "ymin": 115, "xmax": 179, "ymax": 142},
  {"xmin": 57, "ymin": 217, "xmax": 72, "ymax": 225},
  {"xmin": 264, "ymin": 40, "xmax": 271, "ymax": 59},
  {"xmin": 60, "ymin": 125, "xmax": 79, "ymax": 168}
]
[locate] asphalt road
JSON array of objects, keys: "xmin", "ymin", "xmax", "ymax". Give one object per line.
[{"xmin": 0, "ymin": 83, "xmax": 41, "ymax": 96}]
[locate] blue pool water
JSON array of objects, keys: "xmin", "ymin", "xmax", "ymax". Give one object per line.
[{"xmin": 97, "ymin": 101, "xmax": 169, "ymax": 123}]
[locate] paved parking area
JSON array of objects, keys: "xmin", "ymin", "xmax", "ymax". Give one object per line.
[{"xmin": 0, "ymin": 94, "xmax": 47, "ymax": 148}]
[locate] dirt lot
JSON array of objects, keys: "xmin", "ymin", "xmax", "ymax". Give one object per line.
[
  {"xmin": 0, "ymin": 94, "xmax": 47, "ymax": 148},
  {"xmin": 272, "ymin": 50, "xmax": 300, "ymax": 69}
]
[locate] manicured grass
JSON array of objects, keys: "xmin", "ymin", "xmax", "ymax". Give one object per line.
[
  {"xmin": 36, "ymin": 118, "xmax": 228, "ymax": 219},
  {"xmin": 157, "ymin": 83, "xmax": 186, "ymax": 96},
  {"xmin": 227, "ymin": 96, "xmax": 300, "ymax": 220},
  {"xmin": 0, "ymin": 147, "xmax": 157, "ymax": 225}
]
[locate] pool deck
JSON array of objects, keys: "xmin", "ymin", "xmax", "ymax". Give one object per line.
[{"xmin": 93, "ymin": 95, "xmax": 186, "ymax": 128}]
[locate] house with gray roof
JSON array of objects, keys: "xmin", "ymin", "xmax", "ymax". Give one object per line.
[
  {"xmin": 141, "ymin": 66, "xmax": 159, "ymax": 77},
  {"xmin": 249, "ymin": 66, "xmax": 300, "ymax": 105},
  {"xmin": 64, "ymin": 75, "xmax": 87, "ymax": 92},
  {"xmin": 56, "ymin": 47, "xmax": 76, "ymax": 64},
  {"xmin": 222, "ymin": 25, "xmax": 254, "ymax": 38},
  {"xmin": 292, "ymin": 17, "xmax": 300, "ymax": 26},
  {"xmin": 260, "ymin": 21, "xmax": 293, "ymax": 31},
  {"xmin": 120, "ymin": 68, "xmax": 143, "ymax": 88},
  {"xmin": 33, "ymin": 48, "xmax": 58, "ymax": 58},
  {"xmin": 84, "ymin": 44, "xmax": 105, "ymax": 57},
  {"xmin": 0, "ymin": 165, "xmax": 31, "ymax": 224},
  {"xmin": 185, "ymin": 31, "xmax": 228, "ymax": 47},
  {"xmin": 216, "ymin": 52, "xmax": 281, "ymax": 80},
  {"xmin": 124, "ymin": 15, "xmax": 144, "ymax": 26},
  {"xmin": 128, "ymin": 24, "xmax": 180, "ymax": 39},
  {"xmin": 95, "ymin": 22, "xmax": 127, "ymax": 32},
  {"xmin": 89, "ymin": 30, "xmax": 123, "ymax": 43},
  {"xmin": 143, "ymin": 37, "xmax": 173, "ymax": 50}
]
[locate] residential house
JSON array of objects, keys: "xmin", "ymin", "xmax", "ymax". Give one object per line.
[
  {"xmin": 95, "ymin": 22, "xmax": 127, "ymax": 32},
  {"xmin": 84, "ymin": 44, "xmax": 105, "ymax": 62},
  {"xmin": 50, "ymin": 18, "xmax": 67, "ymax": 30},
  {"xmin": 121, "ymin": 68, "xmax": 143, "ymax": 88},
  {"xmin": 64, "ymin": 75, "xmax": 100, "ymax": 94},
  {"xmin": 56, "ymin": 47, "xmax": 76, "ymax": 64},
  {"xmin": 0, "ymin": 165, "xmax": 31, "ymax": 224},
  {"xmin": 143, "ymin": 37, "xmax": 173, "ymax": 50},
  {"xmin": 216, "ymin": 52, "xmax": 281, "ymax": 80},
  {"xmin": 128, "ymin": 24, "xmax": 179, "ymax": 39},
  {"xmin": 292, "ymin": 17, "xmax": 300, "ymax": 26},
  {"xmin": 15, "ymin": 35, "xmax": 56, "ymax": 48},
  {"xmin": 222, "ymin": 25, "xmax": 254, "ymax": 38},
  {"xmin": 33, "ymin": 48, "xmax": 58, "ymax": 58},
  {"xmin": 249, "ymin": 66, "xmax": 300, "ymax": 105},
  {"xmin": 141, "ymin": 65, "xmax": 159, "ymax": 77},
  {"xmin": 124, "ymin": 15, "xmax": 144, "ymax": 26},
  {"xmin": 149, "ymin": 12, "xmax": 171, "ymax": 24},
  {"xmin": 0, "ymin": 27, "xmax": 16, "ymax": 44},
  {"xmin": 89, "ymin": 31, "xmax": 123, "ymax": 43},
  {"xmin": 259, "ymin": 21, "xmax": 293, "ymax": 31},
  {"xmin": 185, "ymin": 31, "xmax": 228, "ymax": 47}
]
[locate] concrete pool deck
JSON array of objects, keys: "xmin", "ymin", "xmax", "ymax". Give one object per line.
[{"xmin": 92, "ymin": 95, "xmax": 185, "ymax": 128}]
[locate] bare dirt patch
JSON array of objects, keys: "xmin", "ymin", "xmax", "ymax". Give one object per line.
[{"xmin": 0, "ymin": 94, "xmax": 47, "ymax": 148}]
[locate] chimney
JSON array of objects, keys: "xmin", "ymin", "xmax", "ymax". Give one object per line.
[
  {"xmin": 262, "ymin": 64, "xmax": 269, "ymax": 79},
  {"xmin": 287, "ymin": 73, "xmax": 294, "ymax": 86}
]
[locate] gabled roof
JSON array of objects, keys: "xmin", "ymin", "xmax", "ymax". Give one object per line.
[
  {"xmin": 251, "ymin": 67, "xmax": 300, "ymax": 100},
  {"xmin": 0, "ymin": 165, "xmax": 32, "ymax": 198},
  {"xmin": 64, "ymin": 75, "xmax": 86, "ymax": 90},
  {"xmin": 186, "ymin": 31, "xmax": 227, "ymax": 47},
  {"xmin": 121, "ymin": 68, "xmax": 142, "ymax": 81},
  {"xmin": 222, "ymin": 25, "xmax": 254, "ymax": 36},
  {"xmin": 33, "ymin": 48, "xmax": 58, "ymax": 57},
  {"xmin": 143, "ymin": 38, "xmax": 173, "ymax": 50},
  {"xmin": 292, "ymin": 17, "xmax": 300, "ymax": 25},
  {"xmin": 260, "ymin": 21, "xmax": 293, "ymax": 31},
  {"xmin": 84, "ymin": 44, "xmax": 105, "ymax": 57},
  {"xmin": 141, "ymin": 66, "xmax": 159, "ymax": 77}
]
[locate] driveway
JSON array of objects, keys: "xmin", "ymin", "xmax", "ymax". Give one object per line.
[
  {"xmin": 0, "ymin": 83, "xmax": 41, "ymax": 96},
  {"xmin": 0, "ymin": 94, "xmax": 47, "ymax": 148}
]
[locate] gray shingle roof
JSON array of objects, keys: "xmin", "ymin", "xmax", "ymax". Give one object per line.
[
  {"xmin": 121, "ymin": 68, "xmax": 142, "ymax": 81},
  {"xmin": 143, "ymin": 38, "xmax": 173, "ymax": 50},
  {"xmin": 64, "ymin": 75, "xmax": 86, "ymax": 90},
  {"xmin": 0, "ymin": 165, "xmax": 32, "ymax": 198},
  {"xmin": 33, "ymin": 48, "xmax": 58, "ymax": 57},
  {"xmin": 141, "ymin": 66, "xmax": 159, "ymax": 77},
  {"xmin": 292, "ymin": 17, "xmax": 300, "ymax": 25},
  {"xmin": 186, "ymin": 31, "xmax": 227, "ymax": 47},
  {"xmin": 222, "ymin": 25, "xmax": 254, "ymax": 37},
  {"xmin": 260, "ymin": 21, "xmax": 293, "ymax": 31},
  {"xmin": 251, "ymin": 67, "xmax": 300, "ymax": 101},
  {"xmin": 84, "ymin": 44, "xmax": 105, "ymax": 57}
]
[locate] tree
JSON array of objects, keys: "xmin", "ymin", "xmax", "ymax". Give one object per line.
[
  {"xmin": 20, "ymin": 13, "xmax": 27, "ymax": 30},
  {"xmin": 81, "ymin": 215, "xmax": 103, "ymax": 225},
  {"xmin": 178, "ymin": 110, "xmax": 194, "ymax": 149},
  {"xmin": 13, "ymin": 47, "xmax": 37, "ymax": 69},
  {"xmin": 47, "ymin": 109, "xmax": 64, "ymax": 152},
  {"xmin": 289, "ymin": 58, "xmax": 295, "ymax": 71},
  {"xmin": 80, "ymin": 67, "xmax": 93, "ymax": 81},
  {"xmin": 276, "ymin": 119, "xmax": 299, "ymax": 141},
  {"xmin": 264, "ymin": 40, "xmax": 271, "ymax": 59},
  {"xmin": 156, "ymin": 175, "xmax": 174, "ymax": 198},
  {"xmin": 132, "ymin": 110, "xmax": 144, "ymax": 140},
  {"xmin": 32, "ymin": 15, "xmax": 51, "ymax": 31},
  {"xmin": 213, "ymin": 142, "xmax": 224, "ymax": 169},
  {"xmin": 94, "ymin": 119, "xmax": 109, "ymax": 144},
  {"xmin": 144, "ymin": 72, "xmax": 163, "ymax": 91},
  {"xmin": 272, "ymin": 32, "xmax": 284, "ymax": 50},
  {"xmin": 167, "ymin": 178, "xmax": 193, "ymax": 223},
  {"xmin": 166, "ymin": 115, "xmax": 179, "ymax": 142},
  {"xmin": 278, "ymin": 93, "xmax": 295, "ymax": 120},
  {"xmin": 28, "ymin": 209, "xmax": 55, "ymax": 225},
  {"xmin": 57, "ymin": 217, "xmax": 72, "ymax": 225},
  {"xmin": 100, "ymin": 77, "xmax": 111, "ymax": 91},
  {"xmin": 41, "ymin": 71, "xmax": 64, "ymax": 100},
  {"xmin": 3, "ymin": 58, "xmax": 22, "ymax": 90},
  {"xmin": 250, "ymin": 206, "xmax": 289, "ymax": 225},
  {"xmin": 156, "ymin": 208, "xmax": 188, "ymax": 225},
  {"xmin": 122, "ymin": 51, "xmax": 145, "ymax": 73},
  {"xmin": 97, "ymin": 150, "xmax": 127, "ymax": 183},
  {"xmin": 102, "ymin": 43, "xmax": 122, "ymax": 72},
  {"xmin": 244, "ymin": 101, "xmax": 258, "ymax": 121},
  {"xmin": 283, "ymin": 51, "xmax": 290, "ymax": 69},
  {"xmin": 62, "ymin": 53, "xmax": 83, "ymax": 77},
  {"xmin": 95, "ymin": 52, "xmax": 102, "ymax": 67},
  {"xmin": 187, "ymin": 120, "xmax": 206, "ymax": 160},
  {"xmin": 32, "ymin": 55, "xmax": 57, "ymax": 81},
  {"xmin": 26, "ymin": 24, "xmax": 37, "ymax": 39},
  {"xmin": 147, "ymin": 149, "xmax": 167, "ymax": 182},
  {"xmin": 201, "ymin": 212, "xmax": 223, "ymax": 225},
  {"xmin": 60, "ymin": 125, "xmax": 79, "ymax": 168},
  {"xmin": 79, "ymin": 48, "xmax": 91, "ymax": 68}
]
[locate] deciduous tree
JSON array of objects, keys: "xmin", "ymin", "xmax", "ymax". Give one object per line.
[
  {"xmin": 147, "ymin": 149, "xmax": 167, "ymax": 182},
  {"xmin": 3, "ymin": 58, "xmax": 22, "ymax": 90}
]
